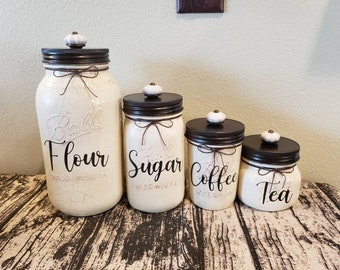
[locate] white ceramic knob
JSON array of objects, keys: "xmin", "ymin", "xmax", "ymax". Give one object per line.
[
  {"xmin": 206, "ymin": 110, "xmax": 226, "ymax": 125},
  {"xmin": 143, "ymin": 82, "xmax": 163, "ymax": 97},
  {"xmin": 64, "ymin": 31, "xmax": 87, "ymax": 49},
  {"xmin": 261, "ymin": 130, "xmax": 280, "ymax": 143}
]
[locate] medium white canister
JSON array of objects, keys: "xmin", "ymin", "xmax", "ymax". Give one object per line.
[
  {"xmin": 185, "ymin": 110, "xmax": 245, "ymax": 210},
  {"xmin": 35, "ymin": 32, "xmax": 123, "ymax": 216},
  {"xmin": 123, "ymin": 83, "xmax": 185, "ymax": 213},
  {"xmin": 237, "ymin": 130, "xmax": 301, "ymax": 211}
]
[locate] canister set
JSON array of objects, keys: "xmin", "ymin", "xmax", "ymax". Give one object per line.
[{"xmin": 36, "ymin": 33, "xmax": 301, "ymax": 216}]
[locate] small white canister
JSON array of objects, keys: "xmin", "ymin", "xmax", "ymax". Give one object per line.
[
  {"xmin": 123, "ymin": 83, "xmax": 185, "ymax": 213},
  {"xmin": 185, "ymin": 110, "xmax": 245, "ymax": 210},
  {"xmin": 35, "ymin": 32, "xmax": 123, "ymax": 216},
  {"xmin": 237, "ymin": 130, "xmax": 301, "ymax": 211}
]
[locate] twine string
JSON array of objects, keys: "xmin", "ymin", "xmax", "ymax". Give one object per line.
[
  {"xmin": 242, "ymin": 159, "xmax": 295, "ymax": 192},
  {"xmin": 47, "ymin": 65, "xmax": 108, "ymax": 97},
  {"xmin": 190, "ymin": 141, "xmax": 237, "ymax": 168},
  {"xmin": 126, "ymin": 115, "xmax": 181, "ymax": 146}
]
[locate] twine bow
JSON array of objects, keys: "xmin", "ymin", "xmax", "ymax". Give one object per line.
[
  {"xmin": 242, "ymin": 159, "xmax": 295, "ymax": 192},
  {"xmin": 131, "ymin": 118, "xmax": 175, "ymax": 146},
  {"xmin": 48, "ymin": 65, "xmax": 108, "ymax": 97},
  {"xmin": 191, "ymin": 142, "xmax": 238, "ymax": 168}
]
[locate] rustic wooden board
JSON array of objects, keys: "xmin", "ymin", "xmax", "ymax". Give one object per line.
[{"xmin": 0, "ymin": 174, "xmax": 339, "ymax": 269}]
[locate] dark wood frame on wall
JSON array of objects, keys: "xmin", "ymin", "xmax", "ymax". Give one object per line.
[{"xmin": 177, "ymin": 0, "xmax": 224, "ymax": 13}]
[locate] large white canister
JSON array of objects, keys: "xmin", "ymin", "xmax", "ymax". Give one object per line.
[{"xmin": 35, "ymin": 32, "xmax": 123, "ymax": 216}]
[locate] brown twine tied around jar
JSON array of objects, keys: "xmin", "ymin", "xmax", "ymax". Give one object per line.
[
  {"xmin": 126, "ymin": 115, "xmax": 181, "ymax": 147},
  {"xmin": 46, "ymin": 65, "xmax": 108, "ymax": 97},
  {"xmin": 242, "ymin": 158, "xmax": 296, "ymax": 192},
  {"xmin": 190, "ymin": 142, "xmax": 238, "ymax": 168}
]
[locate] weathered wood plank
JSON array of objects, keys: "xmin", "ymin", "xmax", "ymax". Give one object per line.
[
  {"xmin": 0, "ymin": 175, "xmax": 204, "ymax": 269},
  {"xmin": 200, "ymin": 204, "xmax": 256, "ymax": 270},
  {"xmin": 0, "ymin": 175, "xmax": 46, "ymax": 230},
  {"xmin": 235, "ymin": 181, "xmax": 340, "ymax": 270},
  {"xmin": 0, "ymin": 175, "xmax": 339, "ymax": 270}
]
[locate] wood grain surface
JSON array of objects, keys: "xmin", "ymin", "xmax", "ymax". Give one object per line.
[{"xmin": 0, "ymin": 174, "xmax": 339, "ymax": 270}]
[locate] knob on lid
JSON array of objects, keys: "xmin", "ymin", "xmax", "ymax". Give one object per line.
[
  {"xmin": 242, "ymin": 130, "xmax": 300, "ymax": 165},
  {"xmin": 206, "ymin": 110, "xmax": 226, "ymax": 125},
  {"xmin": 42, "ymin": 31, "xmax": 109, "ymax": 65},
  {"xmin": 64, "ymin": 31, "xmax": 87, "ymax": 49},
  {"xmin": 185, "ymin": 110, "xmax": 245, "ymax": 145},
  {"xmin": 143, "ymin": 82, "xmax": 163, "ymax": 97}
]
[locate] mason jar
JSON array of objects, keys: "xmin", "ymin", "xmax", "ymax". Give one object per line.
[
  {"xmin": 185, "ymin": 110, "xmax": 245, "ymax": 210},
  {"xmin": 237, "ymin": 130, "xmax": 301, "ymax": 211},
  {"xmin": 35, "ymin": 32, "xmax": 123, "ymax": 216},
  {"xmin": 123, "ymin": 83, "xmax": 185, "ymax": 213}
]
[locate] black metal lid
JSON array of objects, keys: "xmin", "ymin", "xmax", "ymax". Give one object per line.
[
  {"xmin": 41, "ymin": 32, "xmax": 109, "ymax": 65},
  {"xmin": 42, "ymin": 48, "xmax": 110, "ymax": 65},
  {"xmin": 242, "ymin": 134, "xmax": 300, "ymax": 165},
  {"xmin": 123, "ymin": 83, "xmax": 183, "ymax": 117},
  {"xmin": 123, "ymin": 92, "xmax": 183, "ymax": 117},
  {"xmin": 185, "ymin": 112, "xmax": 245, "ymax": 145}
]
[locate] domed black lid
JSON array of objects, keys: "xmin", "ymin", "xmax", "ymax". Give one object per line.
[
  {"xmin": 185, "ymin": 111, "xmax": 245, "ymax": 145},
  {"xmin": 41, "ymin": 32, "xmax": 109, "ymax": 65},
  {"xmin": 123, "ymin": 83, "xmax": 183, "ymax": 117},
  {"xmin": 242, "ymin": 134, "xmax": 300, "ymax": 165}
]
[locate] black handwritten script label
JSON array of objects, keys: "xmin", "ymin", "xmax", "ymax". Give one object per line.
[
  {"xmin": 190, "ymin": 162, "xmax": 237, "ymax": 192},
  {"xmin": 128, "ymin": 150, "xmax": 182, "ymax": 182},
  {"xmin": 44, "ymin": 140, "xmax": 109, "ymax": 172},
  {"xmin": 257, "ymin": 181, "xmax": 293, "ymax": 205},
  {"xmin": 46, "ymin": 109, "xmax": 103, "ymax": 142}
]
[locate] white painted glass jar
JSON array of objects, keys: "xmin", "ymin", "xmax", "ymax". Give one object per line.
[
  {"xmin": 123, "ymin": 83, "xmax": 185, "ymax": 213},
  {"xmin": 237, "ymin": 130, "xmax": 301, "ymax": 211},
  {"xmin": 185, "ymin": 110, "xmax": 245, "ymax": 210},
  {"xmin": 35, "ymin": 32, "xmax": 123, "ymax": 216}
]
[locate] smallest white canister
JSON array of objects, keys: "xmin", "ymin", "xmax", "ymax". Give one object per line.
[
  {"xmin": 185, "ymin": 110, "xmax": 245, "ymax": 210},
  {"xmin": 237, "ymin": 130, "xmax": 301, "ymax": 211}
]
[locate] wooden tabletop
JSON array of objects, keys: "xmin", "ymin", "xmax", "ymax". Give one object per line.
[{"xmin": 0, "ymin": 174, "xmax": 339, "ymax": 270}]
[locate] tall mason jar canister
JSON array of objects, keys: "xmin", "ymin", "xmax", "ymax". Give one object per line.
[
  {"xmin": 185, "ymin": 110, "xmax": 245, "ymax": 210},
  {"xmin": 35, "ymin": 32, "xmax": 123, "ymax": 216},
  {"xmin": 123, "ymin": 83, "xmax": 185, "ymax": 213},
  {"xmin": 237, "ymin": 130, "xmax": 301, "ymax": 211}
]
